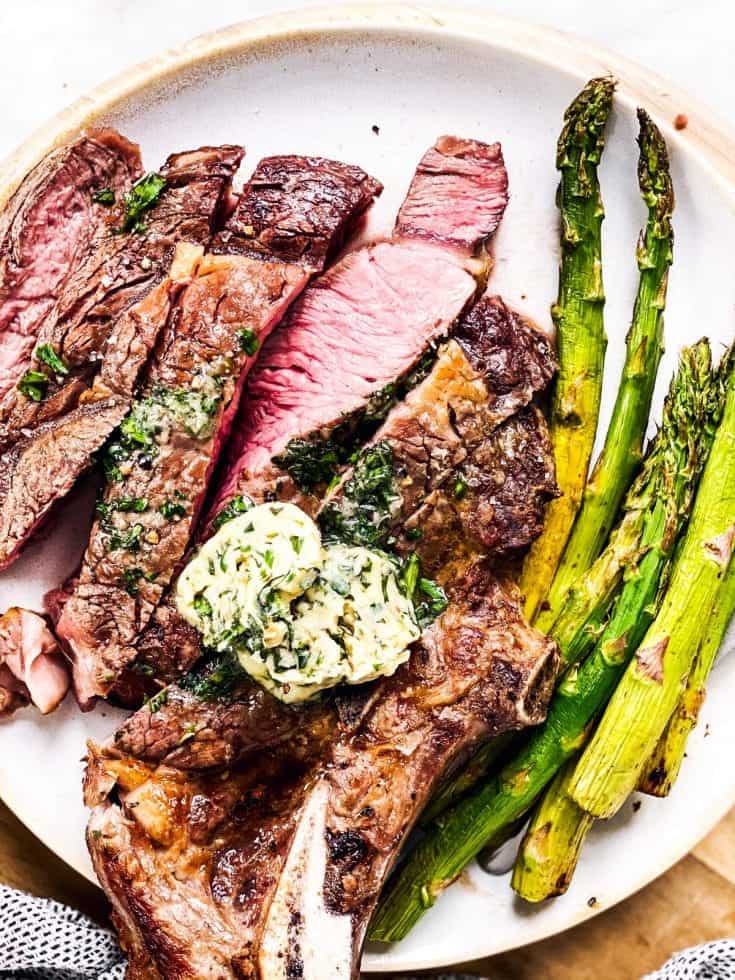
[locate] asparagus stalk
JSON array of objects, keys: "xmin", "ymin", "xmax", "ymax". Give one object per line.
[
  {"xmin": 639, "ymin": 554, "xmax": 735, "ymax": 796},
  {"xmin": 535, "ymin": 109, "xmax": 673, "ymax": 634},
  {"xmin": 511, "ymin": 761, "xmax": 594, "ymax": 901},
  {"xmin": 368, "ymin": 345, "xmax": 717, "ymax": 942},
  {"xmin": 569, "ymin": 348, "xmax": 735, "ymax": 819},
  {"xmin": 521, "ymin": 78, "xmax": 614, "ymax": 622}
]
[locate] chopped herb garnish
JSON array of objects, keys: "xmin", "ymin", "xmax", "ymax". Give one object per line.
[
  {"xmin": 415, "ymin": 577, "xmax": 449, "ymax": 629},
  {"xmin": 399, "ymin": 553, "xmax": 420, "ymax": 600},
  {"xmin": 36, "ymin": 343, "xmax": 68, "ymax": 376},
  {"xmin": 405, "ymin": 527, "xmax": 423, "ymax": 541},
  {"xmin": 193, "ymin": 594, "xmax": 212, "ymax": 619},
  {"xmin": 290, "ymin": 535, "xmax": 304, "ymax": 554},
  {"xmin": 275, "ymin": 436, "xmax": 343, "ymax": 493},
  {"xmin": 115, "ymin": 496, "xmax": 148, "ymax": 512},
  {"xmin": 119, "ymin": 172, "xmax": 166, "ymax": 233},
  {"xmin": 121, "ymin": 567, "xmax": 145, "ymax": 595},
  {"xmin": 212, "ymin": 494, "xmax": 253, "ymax": 531},
  {"xmin": 147, "ymin": 689, "xmax": 168, "ymax": 712},
  {"xmin": 159, "ymin": 499, "xmax": 187, "ymax": 520},
  {"xmin": 109, "ymin": 523, "xmax": 144, "ymax": 552},
  {"xmin": 179, "ymin": 650, "xmax": 244, "ymax": 702},
  {"xmin": 92, "ymin": 188, "xmax": 116, "ymax": 206},
  {"xmin": 453, "ymin": 478, "xmax": 468, "ymax": 499},
  {"xmin": 18, "ymin": 369, "xmax": 49, "ymax": 402},
  {"xmin": 237, "ymin": 328, "xmax": 260, "ymax": 356},
  {"xmin": 319, "ymin": 441, "xmax": 400, "ymax": 548}
]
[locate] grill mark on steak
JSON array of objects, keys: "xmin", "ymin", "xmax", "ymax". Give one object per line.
[
  {"xmin": 0, "ymin": 129, "xmax": 142, "ymax": 406},
  {"xmin": 57, "ymin": 156, "xmax": 382, "ymax": 709},
  {"xmin": 121, "ymin": 139, "xmax": 510, "ymax": 699},
  {"xmin": 0, "ymin": 144, "xmax": 244, "ymax": 568}
]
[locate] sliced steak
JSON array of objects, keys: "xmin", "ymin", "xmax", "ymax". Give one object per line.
[
  {"xmin": 57, "ymin": 156, "xmax": 381, "ymax": 708},
  {"xmin": 122, "ymin": 138, "xmax": 509, "ymax": 699},
  {"xmin": 103, "ymin": 295, "xmax": 556, "ymax": 774},
  {"xmin": 0, "ymin": 130, "xmax": 141, "ymax": 406},
  {"xmin": 321, "ymin": 295, "xmax": 558, "ymax": 572},
  {"xmin": 0, "ymin": 245, "xmax": 202, "ymax": 569},
  {"xmin": 86, "ymin": 563, "xmax": 557, "ymax": 979},
  {"xmin": 204, "ymin": 136, "xmax": 509, "ymax": 531},
  {"xmin": 0, "ymin": 607, "xmax": 69, "ymax": 715},
  {"xmin": 0, "ymin": 145, "xmax": 244, "ymax": 567}
]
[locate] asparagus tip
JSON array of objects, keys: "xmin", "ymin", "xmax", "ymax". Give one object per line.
[
  {"xmin": 636, "ymin": 108, "xmax": 674, "ymax": 235},
  {"xmin": 556, "ymin": 76, "xmax": 616, "ymax": 175}
]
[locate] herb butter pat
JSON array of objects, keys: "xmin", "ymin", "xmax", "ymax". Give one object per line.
[{"xmin": 175, "ymin": 503, "xmax": 419, "ymax": 703}]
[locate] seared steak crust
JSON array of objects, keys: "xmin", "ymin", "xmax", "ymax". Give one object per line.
[
  {"xmin": 0, "ymin": 129, "xmax": 142, "ymax": 406},
  {"xmin": 0, "ymin": 144, "xmax": 244, "ymax": 567},
  {"xmin": 58, "ymin": 157, "xmax": 381, "ymax": 707},
  {"xmin": 213, "ymin": 154, "xmax": 382, "ymax": 269}
]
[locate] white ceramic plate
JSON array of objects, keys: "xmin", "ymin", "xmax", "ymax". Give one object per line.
[{"xmin": 2, "ymin": 6, "xmax": 735, "ymax": 972}]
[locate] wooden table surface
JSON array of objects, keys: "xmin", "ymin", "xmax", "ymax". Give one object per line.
[{"xmin": 2, "ymin": 798, "xmax": 733, "ymax": 979}]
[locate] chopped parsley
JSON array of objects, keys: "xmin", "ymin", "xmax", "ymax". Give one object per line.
[
  {"xmin": 212, "ymin": 494, "xmax": 253, "ymax": 531},
  {"xmin": 146, "ymin": 689, "xmax": 168, "ymax": 713},
  {"xmin": 18, "ymin": 369, "xmax": 49, "ymax": 402},
  {"xmin": 159, "ymin": 499, "xmax": 187, "ymax": 520},
  {"xmin": 399, "ymin": 553, "xmax": 420, "ymax": 600},
  {"xmin": 92, "ymin": 188, "xmax": 116, "ymax": 206},
  {"xmin": 103, "ymin": 382, "xmax": 222, "ymax": 480},
  {"xmin": 121, "ymin": 567, "xmax": 145, "ymax": 596},
  {"xmin": 118, "ymin": 172, "xmax": 166, "ymax": 233},
  {"xmin": 237, "ymin": 328, "xmax": 260, "ymax": 356},
  {"xmin": 414, "ymin": 577, "xmax": 449, "ymax": 630},
  {"xmin": 453, "ymin": 478, "xmax": 468, "ymax": 500},
  {"xmin": 109, "ymin": 523, "xmax": 144, "ymax": 553},
  {"xmin": 319, "ymin": 441, "xmax": 400, "ymax": 548},
  {"xmin": 193, "ymin": 594, "xmax": 212, "ymax": 619},
  {"xmin": 179, "ymin": 650, "xmax": 244, "ymax": 702},
  {"xmin": 115, "ymin": 496, "xmax": 148, "ymax": 512},
  {"xmin": 36, "ymin": 343, "xmax": 68, "ymax": 376},
  {"xmin": 274, "ymin": 436, "xmax": 343, "ymax": 493}
]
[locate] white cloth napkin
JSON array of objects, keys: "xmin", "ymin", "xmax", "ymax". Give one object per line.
[{"xmin": 2, "ymin": 884, "xmax": 733, "ymax": 979}]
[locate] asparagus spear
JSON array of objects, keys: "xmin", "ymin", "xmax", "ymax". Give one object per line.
[
  {"xmin": 535, "ymin": 109, "xmax": 673, "ymax": 634},
  {"xmin": 511, "ymin": 761, "xmax": 594, "ymax": 901},
  {"xmin": 639, "ymin": 554, "xmax": 735, "ymax": 796},
  {"xmin": 368, "ymin": 345, "xmax": 717, "ymax": 942},
  {"xmin": 521, "ymin": 78, "xmax": 614, "ymax": 622},
  {"xmin": 569, "ymin": 347, "xmax": 735, "ymax": 819}
]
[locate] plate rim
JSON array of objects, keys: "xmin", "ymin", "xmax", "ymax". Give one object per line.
[{"xmin": 1, "ymin": 3, "xmax": 735, "ymax": 969}]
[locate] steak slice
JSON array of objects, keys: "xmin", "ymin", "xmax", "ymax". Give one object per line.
[
  {"xmin": 204, "ymin": 137, "xmax": 509, "ymax": 531},
  {"xmin": 0, "ymin": 145, "xmax": 244, "ymax": 567},
  {"xmin": 104, "ymin": 296, "xmax": 556, "ymax": 774},
  {"xmin": 119, "ymin": 138, "xmax": 509, "ymax": 700},
  {"xmin": 0, "ymin": 130, "xmax": 141, "ymax": 406},
  {"xmin": 57, "ymin": 156, "xmax": 382, "ymax": 708},
  {"xmin": 0, "ymin": 244, "xmax": 202, "ymax": 570},
  {"xmin": 0, "ymin": 607, "xmax": 69, "ymax": 715},
  {"xmin": 86, "ymin": 563, "xmax": 558, "ymax": 980}
]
